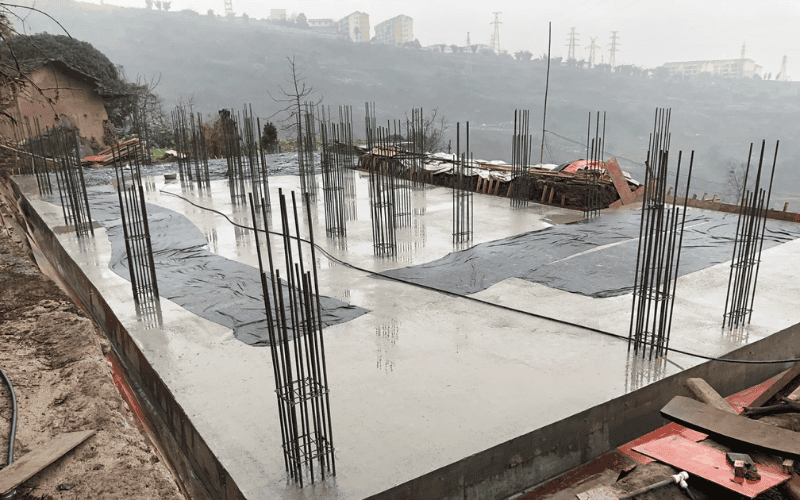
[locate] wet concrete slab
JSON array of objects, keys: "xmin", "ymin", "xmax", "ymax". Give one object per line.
[{"xmin": 14, "ymin": 172, "xmax": 800, "ymax": 499}]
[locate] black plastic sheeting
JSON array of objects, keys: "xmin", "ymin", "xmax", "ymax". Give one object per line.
[
  {"xmin": 53, "ymin": 186, "xmax": 368, "ymax": 346},
  {"xmin": 381, "ymin": 208, "xmax": 800, "ymax": 298}
]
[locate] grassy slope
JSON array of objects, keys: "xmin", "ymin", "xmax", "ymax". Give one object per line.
[{"xmin": 21, "ymin": 1, "xmax": 800, "ymax": 202}]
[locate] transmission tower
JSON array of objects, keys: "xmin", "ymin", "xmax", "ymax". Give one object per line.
[
  {"xmin": 466, "ymin": 32, "xmax": 471, "ymax": 47},
  {"xmin": 741, "ymin": 41, "xmax": 746, "ymax": 59},
  {"xmin": 608, "ymin": 31, "xmax": 620, "ymax": 70},
  {"xmin": 490, "ymin": 12, "xmax": 502, "ymax": 53},
  {"xmin": 566, "ymin": 27, "xmax": 579, "ymax": 61},
  {"xmin": 779, "ymin": 55, "xmax": 788, "ymax": 81},
  {"xmin": 224, "ymin": 0, "xmax": 233, "ymax": 16},
  {"xmin": 586, "ymin": 36, "xmax": 599, "ymax": 68}
]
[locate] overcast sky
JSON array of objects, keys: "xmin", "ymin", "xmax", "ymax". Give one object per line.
[{"xmin": 79, "ymin": 0, "xmax": 799, "ymax": 77}]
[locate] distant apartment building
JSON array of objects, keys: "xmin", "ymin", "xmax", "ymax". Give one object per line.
[
  {"xmin": 337, "ymin": 11, "xmax": 370, "ymax": 42},
  {"xmin": 661, "ymin": 58, "xmax": 763, "ymax": 79},
  {"xmin": 374, "ymin": 15, "xmax": 413, "ymax": 45},
  {"xmin": 268, "ymin": 9, "xmax": 286, "ymax": 21}
]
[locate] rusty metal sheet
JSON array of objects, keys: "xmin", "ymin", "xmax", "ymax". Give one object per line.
[
  {"xmin": 661, "ymin": 396, "xmax": 800, "ymax": 459},
  {"xmin": 633, "ymin": 436, "xmax": 789, "ymax": 498}
]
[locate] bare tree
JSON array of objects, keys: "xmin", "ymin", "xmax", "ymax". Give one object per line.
[
  {"xmin": 268, "ymin": 56, "xmax": 321, "ymax": 151},
  {"xmin": 405, "ymin": 108, "xmax": 447, "ymax": 153},
  {"xmin": 725, "ymin": 161, "xmax": 754, "ymax": 203}
]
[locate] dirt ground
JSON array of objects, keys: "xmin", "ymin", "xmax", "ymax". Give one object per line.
[{"xmin": 0, "ymin": 183, "xmax": 183, "ymax": 499}]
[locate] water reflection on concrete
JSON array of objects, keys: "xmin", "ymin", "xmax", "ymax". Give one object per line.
[{"xmin": 624, "ymin": 352, "xmax": 668, "ymax": 393}]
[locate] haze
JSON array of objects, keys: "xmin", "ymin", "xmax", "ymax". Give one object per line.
[{"xmin": 78, "ymin": 0, "xmax": 799, "ymax": 75}]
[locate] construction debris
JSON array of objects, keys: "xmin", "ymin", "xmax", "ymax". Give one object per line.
[{"xmin": 80, "ymin": 137, "xmax": 148, "ymax": 167}]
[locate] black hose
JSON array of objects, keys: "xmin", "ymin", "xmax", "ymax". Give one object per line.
[
  {"xmin": 159, "ymin": 188, "xmax": 800, "ymax": 366},
  {"xmin": 0, "ymin": 368, "xmax": 17, "ymax": 468}
]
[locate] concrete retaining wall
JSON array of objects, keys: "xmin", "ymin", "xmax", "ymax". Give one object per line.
[
  {"xmin": 368, "ymin": 325, "xmax": 799, "ymax": 500},
  {"xmin": 2, "ymin": 175, "xmax": 246, "ymax": 500}
]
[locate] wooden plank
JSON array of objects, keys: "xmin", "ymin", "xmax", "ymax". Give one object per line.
[
  {"xmin": 0, "ymin": 430, "xmax": 95, "ymax": 495},
  {"xmin": 633, "ymin": 436, "xmax": 789, "ymax": 498},
  {"xmin": 685, "ymin": 378, "xmax": 736, "ymax": 414},
  {"xmin": 785, "ymin": 385, "xmax": 800, "ymax": 402},
  {"xmin": 749, "ymin": 363, "xmax": 800, "ymax": 408},
  {"xmin": 661, "ymin": 396, "xmax": 800, "ymax": 459},
  {"xmin": 602, "ymin": 158, "xmax": 634, "ymax": 205}
]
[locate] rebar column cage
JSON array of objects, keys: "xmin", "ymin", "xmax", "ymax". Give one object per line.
[
  {"xmin": 220, "ymin": 105, "xmax": 271, "ymax": 210},
  {"xmin": 722, "ymin": 140, "xmax": 779, "ymax": 329},
  {"xmin": 583, "ymin": 111, "xmax": 606, "ymax": 218},
  {"xmin": 171, "ymin": 105, "xmax": 212, "ymax": 188},
  {"xmin": 509, "ymin": 109, "xmax": 534, "ymax": 208},
  {"xmin": 368, "ymin": 126, "xmax": 398, "ymax": 258},
  {"xmin": 453, "ymin": 121, "xmax": 474, "ymax": 246},
  {"xmin": 628, "ymin": 108, "xmax": 694, "ymax": 359},
  {"xmin": 319, "ymin": 113, "xmax": 347, "ymax": 238},
  {"xmin": 17, "ymin": 116, "xmax": 54, "ymax": 195},
  {"xmin": 45, "ymin": 124, "xmax": 94, "ymax": 238},
  {"xmin": 298, "ymin": 102, "xmax": 319, "ymax": 198},
  {"xmin": 248, "ymin": 190, "xmax": 335, "ymax": 487},
  {"xmin": 111, "ymin": 142, "xmax": 162, "ymax": 326}
]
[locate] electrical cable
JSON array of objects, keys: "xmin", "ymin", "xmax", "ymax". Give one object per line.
[
  {"xmin": 158, "ymin": 188, "xmax": 800, "ymax": 365},
  {"xmin": 0, "ymin": 368, "xmax": 17, "ymax": 500}
]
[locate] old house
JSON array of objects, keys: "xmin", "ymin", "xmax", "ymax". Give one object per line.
[{"xmin": 0, "ymin": 60, "xmax": 112, "ymax": 151}]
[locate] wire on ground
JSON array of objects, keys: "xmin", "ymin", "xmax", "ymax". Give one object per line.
[{"xmin": 159, "ymin": 188, "xmax": 800, "ymax": 366}]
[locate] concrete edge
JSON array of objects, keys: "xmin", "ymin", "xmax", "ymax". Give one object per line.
[
  {"xmin": 2, "ymin": 174, "xmax": 247, "ymax": 500},
  {"xmin": 366, "ymin": 321, "xmax": 800, "ymax": 499}
]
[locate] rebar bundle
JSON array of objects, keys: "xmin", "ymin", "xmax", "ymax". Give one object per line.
[
  {"xmin": 405, "ymin": 108, "xmax": 430, "ymax": 188},
  {"xmin": 19, "ymin": 117, "xmax": 53, "ymax": 196},
  {"xmin": 44, "ymin": 125, "xmax": 94, "ymax": 238},
  {"xmin": 364, "ymin": 101, "xmax": 377, "ymax": 151},
  {"xmin": 509, "ymin": 109, "xmax": 533, "ymax": 207},
  {"xmin": 111, "ymin": 142, "xmax": 161, "ymax": 326},
  {"xmin": 248, "ymin": 190, "xmax": 335, "ymax": 487},
  {"xmin": 722, "ymin": 140, "xmax": 779, "ymax": 329},
  {"xmin": 220, "ymin": 106, "xmax": 271, "ymax": 210},
  {"xmin": 298, "ymin": 103, "xmax": 319, "ymax": 198},
  {"xmin": 628, "ymin": 108, "xmax": 694, "ymax": 359},
  {"xmin": 171, "ymin": 106, "xmax": 211, "ymax": 188},
  {"xmin": 383, "ymin": 120, "xmax": 412, "ymax": 227},
  {"xmin": 369, "ymin": 126, "xmax": 398, "ymax": 258},
  {"xmin": 583, "ymin": 111, "xmax": 606, "ymax": 218},
  {"xmin": 319, "ymin": 114, "xmax": 347, "ymax": 238},
  {"xmin": 130, "ymin": 104, "xmax": 153, "ymax": 166},
  {"xmin": 453, "ymin": 122, "xmax": 474, "ymax": 246}
]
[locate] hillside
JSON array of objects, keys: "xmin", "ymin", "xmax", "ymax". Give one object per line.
[{"xmin": 14, "ymin": 0, "xmax": 800, "ymax": 204}]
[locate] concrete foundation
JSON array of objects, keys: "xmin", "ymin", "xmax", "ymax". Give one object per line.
[{"xmin": 9, "ymin": 171, "xmax": 800, "ymax": 499}]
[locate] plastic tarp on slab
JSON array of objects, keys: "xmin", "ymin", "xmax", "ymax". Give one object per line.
[
  {"xmin": 50, "ymin": 187, "xmax": 368, "ymax": 346},
  {"xmin": 380, "ymin": 208, "xmax": 800, "ymax": 298}
]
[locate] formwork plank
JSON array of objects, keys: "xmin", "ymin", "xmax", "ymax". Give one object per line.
[
  {"xmin": 0, "ymin": 430, "xmax": 95, "ymax": 495},
  {"xmin": 661, "ymin": 396, "xmax": 800, "ymax": 459}
]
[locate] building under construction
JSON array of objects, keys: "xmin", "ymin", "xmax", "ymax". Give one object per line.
[{"xmin": 2, "ymin": 100, "xmax": 800, "ymax": 500}]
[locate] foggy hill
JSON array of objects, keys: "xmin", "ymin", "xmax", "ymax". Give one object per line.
[{"xmin": 18, "ymin": 1, "xmax": 800, "ymax": 204}]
